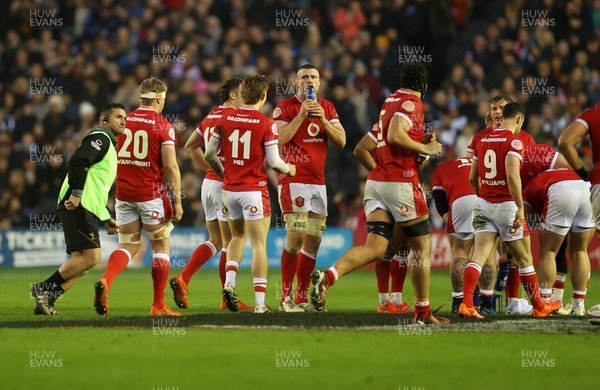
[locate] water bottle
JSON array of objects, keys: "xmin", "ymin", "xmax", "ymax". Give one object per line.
[
  {"xmin": 495, "ymin": 262, "xmax": 511, "ymax": 292},
  {"xmin": 307, "ymin": 85, "xmax": 317, "ymax": 118}
]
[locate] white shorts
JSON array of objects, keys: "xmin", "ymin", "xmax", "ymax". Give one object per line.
[
  {"xmin": 543, "ymin": 180, "xmax": 594, "ymax": 235},
  {"xmin": 116, "ymin": 195, "xmax": 173, "ymax": 226},
  {"xmin": 472, "ymin": 198, "xmax": 529, "ymax": 242},
  {"xmin": 448, "ymin": 195, "xmax": 477, "ymax": 239},
  {"xmin": 223, "ymin": 189, "xmax": 271, "ymax": 221},
  {"xmin": 363, "ymin": 180, "xmax": 428, "ymax": 222},
  {"xmin": 278, "ymin": 183, "xmax": 327, "ymax": 216},
  {"xmin": 590, "ymin": 184, "xmax": 600, "ymax": 231},
  {"xmin": 202, "ymin": 179, "xmax": 227, "ymax": 222}
]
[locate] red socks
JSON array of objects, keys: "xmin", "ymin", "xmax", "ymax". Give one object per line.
[
  {"xmin": 152, "ymin": 254, "xmax": 170, "ymax": 309},
  {"xmin": 295, "ymin": 250, "xmax": 317, "ymax": 303},
  {"xmin": 462, "ymin": 262, "xmax": 482, "ymax": 307},
  {"xmin": 219, "ymin": 249, "xmax": 227, "ymax": 288},
  {"xmin": 391, "ymin": 256, "xmax": 407, "ymax": 292},
  {"xmin": 181, "ymin": 241, "xmax": 217, "ymax": 284},
  {"xmin": 415, "ymin": 301, "xmax": 431, "ymax": 318},
  {"xmin": 519, "ymin": 266, "xmax": 543, "ymax": 311},
  {"xmin": 375, "ymin": 260, "xmax": 390, "ymax": 293},
  {"xmin": 506, "ymin": 266, "xmax": 521, "ymax": 300},
  {"xmin": 280, "ymin": 248, "xmax": 298, "ymax": 302},
  {"xmin": 103, "ymin": 248, "xmax": 131, "ymax": 287}
]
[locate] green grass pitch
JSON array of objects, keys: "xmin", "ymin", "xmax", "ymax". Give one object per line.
[{"xmin": 1, "ymin": 266, "xmax": 598, "ymax": 390}]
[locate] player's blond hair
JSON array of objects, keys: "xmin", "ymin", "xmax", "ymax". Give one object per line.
[
  {"xmin": 140, "ymin": 76, "xmax": 168, "ymax": 105},
  {"xmin": 488, "ymin": 94, "xmax": 513, "ymax": 109},
  {"xmin": 241, "ymin": 75, "xmax": 269, "ymax": 105}
]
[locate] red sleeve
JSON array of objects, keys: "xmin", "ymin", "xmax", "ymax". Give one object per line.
[
  {"xmin": 576, "ymin": 107, "xmax": 593, "ymax": 130},
  {"xmin": 273, "ymin": 102, "xmax": 291, "ymax": 123},
  {"xmin": 159, "ymin": 119, "xmax": 175, "ymax": 145},
  {"xmin": 263, "ymin": 117, "xmax": 279, "ymax": 146},
  {"xmin": 507, "ymin": 137, "xmax": 523, "ymax": 161},
  {"xmin": 323, "ymin": 100, "xmax": 340, "ymax": 123},
  {"xmin": 212, "ymin": 117, "xmax": 223, "ymax": 139},
  {"xmin": 394, "ymin": 97, "xmax": 418, "ymax": 129}
]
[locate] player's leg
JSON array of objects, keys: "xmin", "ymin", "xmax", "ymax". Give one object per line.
[
  {"xmin": 295, "ymin": 213, "xmax": 326, "ymax": 306},
  {"xmin": 31, "ymin": 207, "xmax": 102, "ymax": 315},
  {"xmin": 388, "ymin": 227, "xmax": 413, "ymax": 313},
  {"xmin": 278, "ymin": 183, "xmax": 309, "ymax": 309},
  {"xmin": 505, "ymin": 235, "xmax": 560, "ymax": 317},
  {"xmin": 94, "ymin": 217, "xmax": 142, "ymax": 315},
  {"xmin": 310, "ymin": 208, "xmax": 392, "ymax": 311},
  {"xmin": 537, "ymin": 229, "xmax": 565, "ymax": 299},
  {"xmin": 246, "ymin": 216, "xmax": 272, "ymax": 312},
  {"xmin": 567, "ymin": 228, "xmax": 593, "ymax": 315},
  {"xmin": 448, "ymin": 234, "xmax": 472, "ymax": 314},
  {"xmin": 143, "ymin": 219, "xmax": 179, "ymax": 316},
  {"xmin": 551, "ymin": 240, "xmax": 568, "ymax": 304},
  {"xmin": 375, "ymin": 259, "xmax": 393, "ymax": 312}
]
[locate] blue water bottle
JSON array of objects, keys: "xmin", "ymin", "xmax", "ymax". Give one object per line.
[
  {"xmin": 495, "ymin": 262, "xmax": 511, "ymax": 292},
  {"xmin": 307, "ymin": 85, "xmax": 317, "ymax": 118}
]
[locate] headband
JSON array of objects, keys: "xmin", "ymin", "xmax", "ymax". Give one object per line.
[{"xmin": 140, "ymin": 91, "xmax": 166, "ymax": 99}]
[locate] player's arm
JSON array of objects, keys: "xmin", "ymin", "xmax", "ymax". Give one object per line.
[
  {"xmin": 205, "ymin": 135, "xmax": 224, "ymax": 179},
  {"xmin": 161, "ymin": 144, "xmax": 183, "ymax": 222},
  {"xmin": 506, "ymin": 154, "xmax": 524, "ymax": 228},
  {"xmin": 184, "ymin": 130, "xmax": 210, "ymax": 172},
  {"xmin": 553, "ymin": 153, "xmax": 572, "ymax": 169},
  {"xmin": 277, "ymin": 100, "xmax": 312, "ymax": 145},
  {"xmin": 387, "ymin": 115, "xmax": 441, "ymax": 156},
  {"xmin": 558, "ymin": 120, "xmax": 589, "ymax": 179},
  {"xmin": 64, "ymin": 133, "xmax": 109, "ymax": 211},
  {"xmin": 265, "ymin": 144, "xmax": 296, "ymax": 176},
  {"xmin": 469, "ymin": 161, "xmax": 480, "ymax": 196},
  {"xmin": 353, "ymin": 132, "xmax": 377, "ymax": 171}
]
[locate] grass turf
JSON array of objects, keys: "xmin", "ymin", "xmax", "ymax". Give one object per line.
[{"xmin": 1, "ymin": 267, "xmax": 599, "ymax": 389}]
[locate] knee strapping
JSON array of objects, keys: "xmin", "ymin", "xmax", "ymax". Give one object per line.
[
  {"xmin": 147, "ymin": 222, "xmax": 174, "ymax": 241},
  {"xmin": 118, "ymin": 231, "xmax": 142, "ymax": 244},
  {"xmin": 367, "ymin": 221, "xmax": 394, "ymax": 240},
  {"xmin": 306, "ymin": 217, "xmax": 327, "ymax": 237},
  {"xmin": 284, "ymin": 213, "xmax": 308, "ymax": 232},
  {"xmin": 401, "ymin": 219, "xmax": 430, "ymax": 237}
]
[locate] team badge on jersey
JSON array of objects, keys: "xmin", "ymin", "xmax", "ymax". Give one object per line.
[
  {"xmin": 271, "ymin": 123, "xmax": 279, "ymax": 135},
  {"xmin": 401, "ymin": 100, "xmax": 415, "ymax": 112},
  {"xmin": 169, "ymin": 128, "xmax": 176, "ymax": 140},
  {"xmin": 273, "ymin": 107, "xmax": 282, "ymax": 119},
  {"xmin": 295, "ymin": 196, "xmax": 305, "ymax": 208},
  {"xmin": 511, "ymin": 139, "xmax": 523, "ymax": 151}
]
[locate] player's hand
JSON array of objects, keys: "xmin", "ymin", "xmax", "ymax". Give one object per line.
[
  {"xmin": 422, "ymin": 132, "xmax": 436, "ymax": 144},
  {"xmin": 422, "ymin": 140, "xmax": 442, "ymax": 156},
  {"xmin": 64, "ymin": 194, "xmax": 81, "ymax": 210},
  {"xmin": 287, "ymin": 164, "xmax": 296, "ymax": 177},
  {"xmin": 172, "ymin": 203, "xmax": 183, "ymax": 223},
  {"xmin": 306, "ymin": 101, "xmax": 324, "ymax": 119},
  {"xmin": 299, "ymin": 100, "xmax": 312, "ymax": 119},
  {"xmin": 104, "ymin": 218, "xmax": 119, "ymax": 235},
  {"xmin": 512, "ymin": 207, "xmax": 524, "ymax": 229}
]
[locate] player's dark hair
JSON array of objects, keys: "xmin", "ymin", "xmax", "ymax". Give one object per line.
[
  {"xmin": 241, "ymin": 75, "xmax": 269, "ymax": 105},
  {"xmin": 218, "ymin": 77, "xmax": 244, "ymax": 103},
  {"xmin": 400, "ymin": 63, "xmax": 428, "ymax": 97},
  {"xmin": 502, "ymin": 102, "xmax": 526, "ymax": 120},
  {"xmin": 298, "ymin": 64, "xmax": 318, "ymax": 72},
  {"xmin": 489, "ymin": 94, "xmax": 513, "ymax": 107},
  {"xmin": 100, "ymin": 103, "xmax": 125, "ymax": 121}
]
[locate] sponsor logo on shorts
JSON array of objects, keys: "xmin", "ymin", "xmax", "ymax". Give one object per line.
[
  {"xmin": 250, "ymin": 206, "xmax": 258, "ymax": 214},
  {"xmin": 400, "ymin": 205, "xmax": 409, "ymax": 215},
  {"xmin": 151, "ymin": 211, "xmax": 159, "ymax": 219},
  {"xmin": 295, "ymin": 196, "xmax": 305, "ymax": 208}
]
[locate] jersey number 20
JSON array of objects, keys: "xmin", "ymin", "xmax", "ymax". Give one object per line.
[{"xmin": 118, "ymin": 129, "xmax": 148, "ymax": 159}]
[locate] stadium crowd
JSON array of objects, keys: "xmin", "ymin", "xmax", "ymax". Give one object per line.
[{"xmin": 0, "ymin": 0, "xmax": 598, "ymax": 231}]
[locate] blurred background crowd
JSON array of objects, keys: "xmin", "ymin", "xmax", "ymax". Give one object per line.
[{"xmin": 0, "ymin": 0, "xmax": 598, "ymax": 231}]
